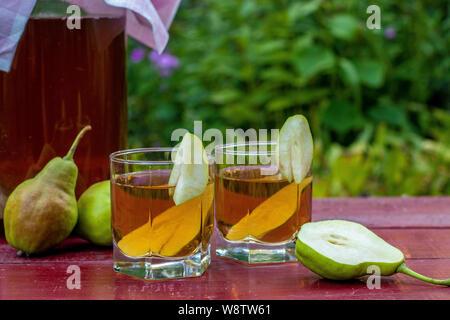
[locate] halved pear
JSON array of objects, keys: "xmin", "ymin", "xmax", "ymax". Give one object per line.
[
  {"xmin": 296, "ymin": 220, "xmax": 450, "ymax": 286},
  {"xmin": 296, "ymin": 220, "xmax": 404, "ymax": 280},
  {"xmin": 278, "ymin": 115, "xmax": 313, "ymax": 184},
  {"xmin": 169, "ymin": 132, "xmax": 209, "ymax": 206}
]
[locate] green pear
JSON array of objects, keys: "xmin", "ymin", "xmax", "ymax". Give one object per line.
[
  {"xmin": 3, "ymin": 126, "xmax": 91, "ymax": 255},
  {"xmin": 296, "ymin": 220, "xmax": 450, "ymax": 286},
  {"xmin": 76, "ymin": 180, "xmax": 112, "ymax": 246}
]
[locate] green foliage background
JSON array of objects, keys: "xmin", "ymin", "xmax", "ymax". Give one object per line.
[{"xmin": 127, "ymin": 0, "xmax": 449, "ymax": 197}]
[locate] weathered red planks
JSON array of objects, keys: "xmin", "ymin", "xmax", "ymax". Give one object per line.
[
  {"xmin": 0, "ymin": 259, "xmax": 449, "ymax": 300},
  {"xmin": 312, "ymin": 196, "xmax": 450, "ymax": 228},
  {"xmin": 0, "ymin": 196, "xmax": 449, "ymax": 300},
  {"xmin": 0, "ymin": 237, "xmax": 112, "ymax": 264}
]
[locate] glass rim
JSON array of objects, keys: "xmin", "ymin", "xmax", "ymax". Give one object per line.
[
  {"xmin": 110, "ymin": 147, "xmax": 176, "ymax": 165},
  {"xmin": 214, "ymin": 140, "xmax": 277, "ymax": 156}
]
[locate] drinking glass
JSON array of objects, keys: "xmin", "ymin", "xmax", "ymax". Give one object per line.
[
  {"xmin": 214, "ymin": 141, "xmax": 312, "ymax": 264},
  {"xmin": 110, "ymin": 148, "xmax": 214, "ymax": 280}
]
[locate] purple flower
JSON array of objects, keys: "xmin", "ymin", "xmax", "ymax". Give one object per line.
[
  {"xmin": 149, "ymin": 50, "xmax": 180, "ymax": 77},
  {"xmin": 385, "ymin": 27, "xmax": 396, "ymax": 39},
  {"xmin": 130, "ymin": 47, "xmax": 145, "ymax": 63}
]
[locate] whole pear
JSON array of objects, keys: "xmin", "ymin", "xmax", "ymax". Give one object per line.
[
  {"xmin": 76, "ymin": 180, "xmax": 112, "ymax": 246},
  {"xmin": 3, "ymin": 126, "xmax": 91, "ymax": 255}
]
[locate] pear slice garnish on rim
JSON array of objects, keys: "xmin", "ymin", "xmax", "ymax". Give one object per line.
[
  {"xmin": 278, "ymin": 115, "xmax": 313, "ymax": 184},
  {"xmin": 168, "ymin": 132, "xmax": 209, "ymax": 206}
]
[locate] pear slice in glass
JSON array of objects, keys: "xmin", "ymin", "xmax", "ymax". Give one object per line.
[
  {"xmin": 226, "ymin": 176, "xmax": 312, "ymax": 241},
  {"xmin": 296, "ymin": 220, "xmax": 450, "ymax": 286}
]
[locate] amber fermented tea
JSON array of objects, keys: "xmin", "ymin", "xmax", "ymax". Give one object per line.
[
  {"xmin": 215, "ymin": 166, "xmax": 312, "ymax": 244},
  {"xmin": 0, "ymin": 16, "xmax": 127, "ymax": 213},
  {"xmin": 112, "ymin": 171, "xmax": 214, "ymax": 258}
]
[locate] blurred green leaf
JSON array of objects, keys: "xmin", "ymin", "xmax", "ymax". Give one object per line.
[
  {"xmin": 327, "ymin": 14, "xmax": 360, "ymax": 40},
  {"xmin": 210, "ymin": 89, "xmax": 241, "ymax": 104},
  {"xmin": 294, "ymin": 45, "xmax": 335, "ymax": 78},
  {"xmin": 339, "ymin": 58, "xmax": 360, "ymax": 87},
  {"xmin": 288, "ymin": 0, "xmax": 322, "ymax": 21},
  {"xmin": 261, "ymin": 67, "xmax": 295, "ymax": 83},
  {"xmin": 321, "ymin": 100, "xmax": 365, "ymax": 134},
  {"xmin": 293, "ymin": 35, "xmax": 313, "ymax": 52},
  {"xmin": 369, "ymin": 104, "xmax": 408, "ymax": 127},
  {"xmin": 266, "ymin": 97, "xmax": 292, "ymax": 112},
  {"xmin": 354, "ymin": 59, "xmax": 385, "ymax": 88},
  {"xmin": 253, "ymin": 40, "xmax": 286, "ymax": 55},
  {"xmin": 295, "ymin": 88, "xmax": 330, "ymax": 105},
  {"xmin": 338, "ymin": 58, "xmax": 360, "ymax": 103}
]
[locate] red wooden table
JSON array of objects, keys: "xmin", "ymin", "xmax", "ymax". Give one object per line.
[{"xmin": 1, "ymin": 197, "xmax": 449, "ymax": 300}]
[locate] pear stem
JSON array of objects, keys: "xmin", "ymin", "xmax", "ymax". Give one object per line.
[
  {"xmin": 396, "ymin": 263, "xmax": 450, "ymax": 286},
  {"xmin": 64, "ymin": 125, "xmax": 92, "ymax": 161}
]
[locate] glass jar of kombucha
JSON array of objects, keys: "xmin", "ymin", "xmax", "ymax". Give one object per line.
[{"xmin": 0, "ymin": 0, "xmax": 128, "ymax": 220}]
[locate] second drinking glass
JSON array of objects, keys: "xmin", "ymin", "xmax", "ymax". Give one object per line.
[{"xmin": 214, "ymin": 141, "xmax": 312, "ymax": 264}]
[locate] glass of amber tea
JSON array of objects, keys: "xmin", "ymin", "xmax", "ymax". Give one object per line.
[
  {"xmin": 110, "ymin": 148, "xmax": 214, "ymax": 280},
  {"xmin": 214, "ymin": 141, "xmax": 312, "ymax": 264},
  {"xmin": 0, "ymin": 1, "xmax": 127, "ymax": 221}
]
